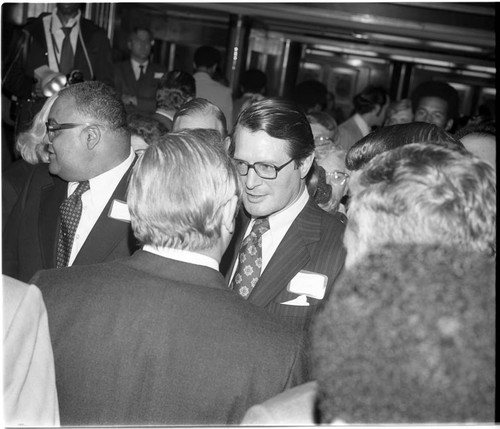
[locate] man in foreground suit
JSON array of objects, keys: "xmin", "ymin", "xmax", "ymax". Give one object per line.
[
  {"xmin": 30, "ymin": 130, "xmax": 308, "ymax": 426},
  {"xmin": 2, "ymin": 81, "xmax": 138, "ymax": 282},
  {"xmin": 221, "ymin": 98, "xmax": 347, "ymax": 331}
]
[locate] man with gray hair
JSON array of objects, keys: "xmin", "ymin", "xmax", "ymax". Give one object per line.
[
  {"xmin": 344, "ymin": 142, "xmax": 496, "ymax": 268},
  {"xmin": 30, "ymin": 130, "xmax": 308, "ymax": 426}
]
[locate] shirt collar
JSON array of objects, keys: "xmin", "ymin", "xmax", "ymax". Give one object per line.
[
  {"xmin": 142, "ymin": 245, "xmax": 219, "ymax": 271},
  {"xmin": 131, "ymin": 58, "xmax": 149, "ymax": 68},
  {"xmin": 261, "ymin": 186, "xmax": 309, "ymax": 232},
  {"xmin": 353, "ymin": 113, "xmax": 371, "ymax": 137}
]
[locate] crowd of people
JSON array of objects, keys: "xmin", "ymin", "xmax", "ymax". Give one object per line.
[{"xmin": 2, "ymin": 3, "xmax": 496, "ymax": 427}]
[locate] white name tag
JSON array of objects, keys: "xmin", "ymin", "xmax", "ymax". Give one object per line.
[
  {"xmin": 287, "ymin": 270, "xmax": 327, "ymax": 300},
  {"xmin": 108, "ymin": 199, "xmax": 131, "ymax": 223},
  {"xmin": 154, "ymin": 72, "xmax": 164, "ymax": 79}
]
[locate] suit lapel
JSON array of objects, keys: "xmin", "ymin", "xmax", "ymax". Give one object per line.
[
  {"xmin": 73, "ymin": 158, "xmax": 137, "ymax": 265},
  {"xmin": 248, "ymin": 198, "xmax": 322, "ymax": 306},
  {"xmin": 39, "ymin": 172, "xmax": 67, "ymax": 269}
]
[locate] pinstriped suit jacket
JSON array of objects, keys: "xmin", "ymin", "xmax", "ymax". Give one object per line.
[{"xmin": 221, "ymin": 197, "xmax": 347, "ymax": 331}]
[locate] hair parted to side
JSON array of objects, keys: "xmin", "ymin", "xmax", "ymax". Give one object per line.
[
  {"xmin": 172, "ymin": 97, "xmax": 228, "ymax": 138},
  {"xmin": 230, "ymin": 97, "xmax": 315, "ymax": 164},
  {"xmin": 313, "ymin": 242, "xmax": 495, "ymax": 423},
  {"xmin": 15, "ymin": 92, "xmax": 59, "ymax": 164},
  {"xmin": 345, "ymin": 122, "xmax": 466, "ymax": 171},
  {"xmin": 58, "ymin": 81, "xmax": 129, "ymax": 138},
  {"xmin": 347, "ymin": 143, "xmax": 496, "ymax": 256},
  {"xmin": 127, "ymin": 130, "xmax": 240, "ymax": 251}
]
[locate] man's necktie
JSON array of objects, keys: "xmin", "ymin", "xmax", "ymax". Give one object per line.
[
  {"xmin": 59, "ymin": 25, "xmax": 75, "ymax": 75},
  {"xmin": 138, "ymin": 64, "xmax": 145, "ymax": 80},
  {"xmin": 230, "ymin": 217, "xmax": 270, "ymax": 299},
  {"xmin": 56, "ymin": 181, "xmax": 90, "ymax": 268}
]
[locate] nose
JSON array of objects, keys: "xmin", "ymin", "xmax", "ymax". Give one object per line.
[{"xmin": 245, "ymin": 167, "xmax": 262, "ymax": 190}]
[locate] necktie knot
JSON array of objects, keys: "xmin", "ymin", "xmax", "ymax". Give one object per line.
[
  {"xmin": 62, "ymin": 26, "xmax": 73, "ymax": 37},
  {"xmin": 72, "ymin": 180, "xmax": 90, "ymax": 198}
]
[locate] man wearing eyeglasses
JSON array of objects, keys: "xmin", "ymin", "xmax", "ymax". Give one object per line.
[
  {"xmin": 3, "ymin": 81, "xmax": 139, "ymax": 282},
  {"xmin": 221, "ymin": 98, "xmax": 347, "ymax": 331}
]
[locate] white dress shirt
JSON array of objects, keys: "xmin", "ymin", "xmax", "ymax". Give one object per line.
[
  {"xmin": 67, "ymin": 150, "xmax": 135, "ymax": 266},
  {"xmin": 143, "ymin": 245, "xmax": 219, "ymax": 271},
  {"xmin": 130, "ymin": 58, "xmax": 149, "ymax": 80},
  {"xmin": 44, "ymin": 9, "xmax": 81, "ymax": 72},
  {"xmin": 229, "ymin": 187, "xmax": 310, "ymax": 283},
  {"xmin": 352, "ymin": 113, "xmax": 371, "ymax": 137}
]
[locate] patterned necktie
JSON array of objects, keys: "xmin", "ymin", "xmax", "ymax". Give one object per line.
[
  {"xmin": 230, "ymin": 217, "xmax": 270, "ymax": 299},
  {"xmin": 56, "ymin": 181, "xmax": 90, "ymax": 268},
  {"xmin": 59, "ymin": 25, "xmax": 75, "ymax": 75},
  {"xmin": 138, "ymin": 64, "xmax": 145, "ymax": 80}
]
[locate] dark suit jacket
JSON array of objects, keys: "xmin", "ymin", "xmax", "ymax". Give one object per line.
[
  {"xmin": 221, "ymin": 197, "xmax": 347, "ymax": 331},
  {"xmin": 31, "ymin": 250, "xmax": 308, "ymax": 425},
  {"xmin": 2, "ymin": 162, "xmax": 138, "ymax": 282},
  {"xmin": 4, "ymin": 13, "xmax": 114, "ymax": 100},
  {"xmin": 114, "ymin": 60, "xmax": 166, "ymax": 115}
]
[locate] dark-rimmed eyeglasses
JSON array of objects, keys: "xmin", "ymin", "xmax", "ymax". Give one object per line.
[
  {"xmin": 233, "ymin": 158, "xmax": 295, "ymax": 180},
  {"xmin": 45, "ymin": 120, "xmax": 97, "ymax": 143}
]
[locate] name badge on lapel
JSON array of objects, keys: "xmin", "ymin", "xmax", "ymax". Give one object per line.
[
  {"xmin": 281, "ymin": 270, "xmax": 328, "ymax": 306},
  {"xmin": 108, "ymin": 199, "xmax": 131, "ymax": 223},
  {"xmin": 154, "ymin": 72, "xmax": 164, "ymax": 79}
]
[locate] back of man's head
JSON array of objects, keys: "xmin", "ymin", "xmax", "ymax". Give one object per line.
[
  {"xmin": 194, "ymin": 45, "xmax": 221, "ymax": 69},
  {"xmin": 240, "ymin": 69, "xmax": 267, "ymax": 94},
  {"xmin": 127, "ymin": 130, "xmax": 240, "ymax": 252},
  {"xmin": 353, "ymin": 85, "xmax": 388, "ymax": 115},
  {"xmin": 292, "ymin": 80, "xmax": 328, "ymax": 113},
  {"xmin": 156, "ymin": 70, "xmax": 196, "ymax": 111},
  {"xmin": 345, "ymin": 122, "xmax": 465, "ymax": 171},
  {"xmin": 313, "ymin": 242, "xmax": 495, "ymax": 424},
  {"xmin": 344, "ymin": 143, "xmax": 496, "ymax": 267}
]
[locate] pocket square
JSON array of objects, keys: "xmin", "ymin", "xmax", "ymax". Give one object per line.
[
  {"xmin": 287, "ymin": 270, "xmax": 327, "ymax": 300},
  {"xmin": 108, "ymin": 199, "xmax": 131, "ymax": 222},
  {"xmin": 154, "ymin": 72, "xmax": 164, "ymax": 79},
  {"xmin": 280, "ymin": 295, "xmax": 310, "ymax": 306}
]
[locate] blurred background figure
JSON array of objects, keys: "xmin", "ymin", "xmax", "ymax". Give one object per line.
[
  {"xmin": 127, "ymin": 112, "xmax": 169, "ymax": 152},
  {"xmin": 114, "ymin": 26, "xmax": 166, "ymax": 115},
  {"xmin": 384, "ymin": 98, "xmax": 414, "ymax": 126},
  {"xmin": 307, "ymin": 111, "xmax": 348, "ymax": 214},
  {"xmin": 454, "ymin": 120, "xmax": 496, "ymax": 169},
  {"xmin": 233, "ymin": 68, "xmax": 268, "ymax": 118},
  {"xmin": 2, "ymin": 93, "xmax": 57, "ymax": 230},
  {"xmin": 410, "ymin": 80, "xmax": 459, "ymax": 132},
  {"xmin": 152, "ymin": 69, "xmax": 196, "ymax": 131},
  {"xmin": 193, "ymin": 45, "xmax": 233, "ymax": 127},
  {"xmin": 337, "ymin": 85, "xmax": 389, "ymax": 152},
  {"xmin": 172, "ymin": 97, "xmax": 228, "ymax": 142},
  {"xmin": 292, "ymin": 79, "xmax": 328, "ymax": 114},
  {"xmin": 3, "ymin": 275, "xmax": 60, "ymax": 426},
  {"xmin": 313, "ymin": 243, "xmax": 495, "ymax": 424},
  {"xmin": 344, "ymin": 143, "xmax": 496, "ymax": 268}
]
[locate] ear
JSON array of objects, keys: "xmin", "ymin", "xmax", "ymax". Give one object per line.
[
  {"xmin": 445, "ymin": 118, "xmax": 454, "ymax": 131},
  {"xmin": 222, "ymin": 195, "xmax": 239, "ymax": 235},
  {"xmin": 84, "ymin": 125, "xmax": 101, "ymax": 151},
  {"xmin": 299, "ymin": 152, "xmax": 315, "ymax": 179},
  {"xmin": 127, "ymin": 40, "xmax": 133, "ymax": 51}
]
